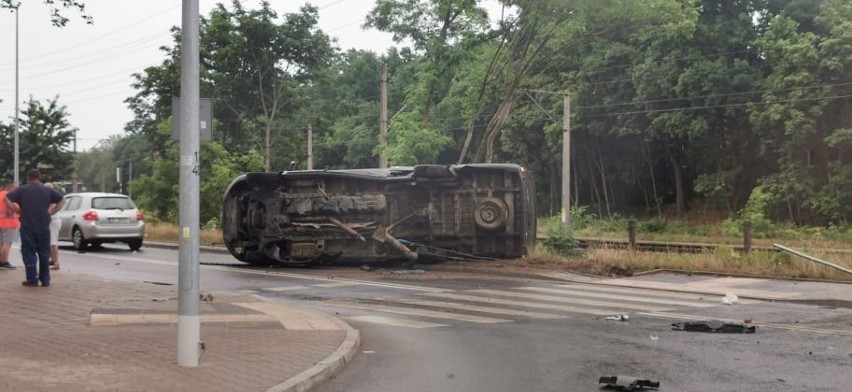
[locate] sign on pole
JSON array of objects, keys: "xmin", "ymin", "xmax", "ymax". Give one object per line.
[{"xmin": 172, "ymin": 97, "xmax": 212, "ymax": 141}]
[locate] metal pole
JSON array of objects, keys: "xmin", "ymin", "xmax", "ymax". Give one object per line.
[
  {"xmin": 307, "ymin": 123, "xmax": 313, "ymax": 170},
  {"xmin": 774, "ymin": 243, "xmax": 852, "ymax": 275},
  {"xmin": 72, "ymin": 129, "xmax": 78, "ymax": 192},
  {"xmin": 177, "ymin": 0, "xmax": 201, "ymax": 367},
  {"xmin": 561, "ymin": 89, "xmax": 571, "ymax": 232},
  {"xmin": 13, "ymin": 5, "xmax": 20, "ymax": 185},
  {"xmin": 379, "ymin": 64, "xmax": 388, "ymax": 168}
]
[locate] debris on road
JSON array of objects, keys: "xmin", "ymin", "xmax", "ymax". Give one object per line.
[
  {"xmin": 671, "ymin": 320, "xmax": 756, "ymax": 333},
  {"xmin": 605, "ymin": 314, "xmax": 630, "ymax": 321},
  {"xmin": 723, "ymin": 292, "xmax": 739, "ymax": 305},
  {"xmin": 599, "ymin": 375, "xmax": 660, "ymax": 390}
]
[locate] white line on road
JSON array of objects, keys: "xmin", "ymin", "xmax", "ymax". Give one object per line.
[
  {"xmin": 79, "ymin": 253, "xmax": 446, "ymax": 293},
  {"xmin": 386, "ymin": 298, "xmax": 568, "ymax": 320},
  {"xmin": 423, "ymin": 292, "xmax": 619, "ymax": 316},
  {"xmin": 347, "ymin": 315, "xmax": 448, "ymax": 329},
  {"xmin": 513, "ymin": 287, "xmax": 717, "ymax": 308},
  {"xmin": 470, "ymin": 289, "xmax": 675, "ymax": 311},
  {"xmin": 324, "ymin": 301, "xmax": 510, "ymax": 324}
]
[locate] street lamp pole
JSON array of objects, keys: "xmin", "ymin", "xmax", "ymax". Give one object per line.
[{"xmin": 13, "ymin": 1, "xmax": 20, "ymax": 185}]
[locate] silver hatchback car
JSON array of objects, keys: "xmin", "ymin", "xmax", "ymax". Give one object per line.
[{"xmin": 57, "ymin": 192, "xmax": 146, "ymax": 250}]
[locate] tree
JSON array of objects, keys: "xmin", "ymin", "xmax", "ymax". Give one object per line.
[{"xmin": 0, "ymin": 96, "xmax": 76, "ymax": 182}]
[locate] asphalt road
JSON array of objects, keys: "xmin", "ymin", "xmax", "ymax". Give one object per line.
[{"xmin": 49, "ymin": 243, "xmax": 852, "ymax": 391}]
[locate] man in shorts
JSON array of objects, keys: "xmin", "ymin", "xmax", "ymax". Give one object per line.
[
  {"xmin": 0, "ymin": 181, "xmax": 19, "ymax": 270},
  {"xmin": 44, "ymin": 183, "xmax": 62, "ymax": 270}
]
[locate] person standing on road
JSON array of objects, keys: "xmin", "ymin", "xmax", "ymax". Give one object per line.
[
  {"xmin": 44, "ymin": 183, "xmax": 62, "ymax": 270},
  {"xmin": 0, "ymin": 181, "xmax": 20, "ymax": 270},
  {"xmin": 4, "ymin": 169, "xmax": 65, "ymax": 287}
]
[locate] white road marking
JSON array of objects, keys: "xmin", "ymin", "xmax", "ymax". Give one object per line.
[
  {"xmin": 511, "ymin": 287, "xmax": 717, "ymax": 308},
  {"xmin": 423, "ymin": 292, "xmax": 617, "ymax": 316},
  {"xmin": 264, "ymin": 286, "xmax": 311, "ymax": 292},
  {"xmin": 386, "ymin": 298, "xmax": 567, "ymax": 320},
  {"xmin": 469, "ymin": 289, "xmax": 674, "ymax": 311},
  {"xmin": 324, "ymin": 301, "xmax": 510, "ymax": 324},
  {"xmin": 312, "ymin": 282, "xmax": 362, "ymax": 288},
  {"xmin": 80, "ymin": 253, "xmax": 446, "ymax": 292},
  {"xmin": 596, "ymin": 279, "xmax": 795, "ymax": 299},
  {"xmin": 347, "ymin": 315, "xmax": 448, "ymax": 329},
  {"xmin": 554, "ymin": 283, "xmax": 724, "ymax": 301}
]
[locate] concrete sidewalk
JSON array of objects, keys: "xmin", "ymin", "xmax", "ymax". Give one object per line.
[{"xmin": 0, "ymin": 267, "xmax": 359, "ymax": 392}]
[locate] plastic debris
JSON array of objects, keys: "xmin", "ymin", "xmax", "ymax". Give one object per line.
[
  {"xmin": 723, "ymin": 292, "xmax": 739, "ymax": 305},
  {"xmin": 671, "ymin": 320, "xmax": 756, "ymax": 333},
  {"xmin": 605, "ymin": 314, "xmax": 630, "ymax": 322},
  {"xmin": 599, "ymin": 375, "xmax": 660, "ymax": 390}
]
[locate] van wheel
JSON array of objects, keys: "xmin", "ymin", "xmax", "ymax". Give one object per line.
[{"xmin": 72, "ymin": 228, "xmax": 88, "ymax": 251}]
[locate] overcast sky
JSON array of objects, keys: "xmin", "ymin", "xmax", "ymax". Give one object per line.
[{"xmin": 0, "ymin": 0, "xmax": 399, "ymax": 151}]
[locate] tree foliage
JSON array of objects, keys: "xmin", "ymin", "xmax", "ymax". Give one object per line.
[
  {"xmin": 0, "ymin": 97, "xmax": 75, "ymax": 182},
  {"xmin": 61, "ymin": 0, "xmax": 852, "ymax": 227}
]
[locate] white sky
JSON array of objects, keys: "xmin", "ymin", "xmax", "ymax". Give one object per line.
[{"xmin": 0, "ymin": 0, "xmax": 398, "ymax": 151}]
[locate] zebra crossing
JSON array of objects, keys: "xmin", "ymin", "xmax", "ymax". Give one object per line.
[{"xmin": 262, "ymin": 280, "xmax": 742, "ymax": 329}]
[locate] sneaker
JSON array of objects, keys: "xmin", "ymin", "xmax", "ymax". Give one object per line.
[
  {"xmin": 0, "ymin": 262, "xmax": 15, "ymax": 269},
  {"xmin": 21, "ymin": 281, "xmax": 38, "ymax": 287}
]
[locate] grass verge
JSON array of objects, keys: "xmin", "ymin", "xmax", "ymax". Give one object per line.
[{"xmin": 146, "ymin": 223, "xmax": 223, "ymax": 246}]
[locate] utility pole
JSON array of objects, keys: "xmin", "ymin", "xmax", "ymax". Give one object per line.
[
  {"xmin": 561, "ymin": 89, "xmax": 571, "ymax": 233},
  {"xmin": 177, "ymin": 0, "xmax": 201, "ymax": 367},
  {"xmin": 379, "ymin": 64, "xmax": 388, "ymax": 168},
  {"xmin": 128, "ymin": 160, "xmax": 133, "ymax": 197},
  {"xmin": 307, "ymin": 123, "xmax": 313, "ymax": 170},
  {"xmin": 13, "ymin": 1, "xmax": 20, "ymax": 185},
  {"xmin": 72, "ymin": 130, "xmax": 78, "ymax": 192}
]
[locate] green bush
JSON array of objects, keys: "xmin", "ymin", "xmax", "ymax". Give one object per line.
[{"xmin": 638, "ymin": 218, "xmax": 667, "ymax": 233}]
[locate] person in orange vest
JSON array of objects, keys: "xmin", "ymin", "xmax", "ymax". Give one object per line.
[{"xmin": 0, "ymin": 181, "xmax": 20, "ymax": 269}]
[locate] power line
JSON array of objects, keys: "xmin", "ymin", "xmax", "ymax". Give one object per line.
[{"xmin": 0, "ymin": 4, "xmax": 180, "ymax": 70}]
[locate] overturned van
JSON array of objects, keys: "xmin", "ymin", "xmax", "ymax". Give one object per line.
[{"xmin": 222, "ymin": 164, "xmax": 536, "ymax": 266}]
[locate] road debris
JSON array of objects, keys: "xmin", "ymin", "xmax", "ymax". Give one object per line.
[
  {"xmin": 671, "ymin": 320, "xmax": 756, "ymax": 333},
  {"xmin": 599, "ymin": 375, "xmax": 660, "ymax": 390},
  {"xmin": 723, "ymin": 292, "xmax": 739, "ymax": 305},
  {"xmin": 649, "ymin": 333, "xmax": 659, "ymax": 341},
  {"xmin": 605, "ymin": 314, "xmax": 630, "ymax": 321}
]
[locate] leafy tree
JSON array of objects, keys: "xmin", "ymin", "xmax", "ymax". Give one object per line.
[
  {"xmin": 0, "ymin": 96, "xmax": 75, "ymax": 182},
  {"xmin": 130, "ymin": 134, "xmax": 263, "ymax": 225}
]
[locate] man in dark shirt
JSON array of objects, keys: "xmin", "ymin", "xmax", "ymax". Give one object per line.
[{"xmin": 4, "ymin": 169, "xmax": 64, "ymax": 287}]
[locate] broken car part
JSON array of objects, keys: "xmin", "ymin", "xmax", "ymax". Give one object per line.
[
  {"xmin": 671, "ymin": 320, "xmax": 756, "ymax": 333},
  {"xmin": 598, "ymin": 375, "xmax": 660, "ymax": 390}
]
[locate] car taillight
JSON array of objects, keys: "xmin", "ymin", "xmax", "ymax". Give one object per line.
[
  {"xmin": 83, "ymin": 211, "xmax": 98, "ymax": 221},
  {"xmin": 136, "ymin": 212, "xmax": 144, "ymax": 221}
]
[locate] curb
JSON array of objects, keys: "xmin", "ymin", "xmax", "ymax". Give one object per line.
[
  {"xmin": 258, "ymin": 300, "xmax": 361, "ymax": 392},
  {"xmin": 143, "ymin": 240, "xmax": 230, "ymax": 255}
]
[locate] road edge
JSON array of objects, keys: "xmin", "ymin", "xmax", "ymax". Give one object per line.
[{"xmin": 261, "ymin": 302, "xmax": 361, "ymax": 392}]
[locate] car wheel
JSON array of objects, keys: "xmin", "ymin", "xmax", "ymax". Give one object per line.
[
  {"xmin": 128, "ymin": 239, "xmax": 143, "ymax": 251},
  {"xmin": 72, "ymin": 228, "xmax": 88, "ymax": 251}
]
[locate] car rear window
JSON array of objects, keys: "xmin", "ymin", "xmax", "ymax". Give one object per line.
[{"xmin": 92, "ymin": 197, "xmax": 136, "ymax": 210}]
